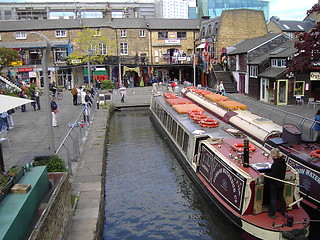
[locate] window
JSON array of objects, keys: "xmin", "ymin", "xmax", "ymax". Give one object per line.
[
  {"xmin": 55, "ymin": 30, "xmax": 67, "ymax": 38},
  {"xmin": 208, "ymin": 25, "xmax": 212, "ymax": 35},
  {"xmin": 120, "ymin": 30, "xmax": 126, "ymax": 37},
  {"xmin": 16, "ymin": 32, "xmax": 26, "ymax": 39},
  {"xmin": 99, "ymin": 43, "xmax": 107, "ymax": 55},
  {"xmin": 54, "ymin": 48, "xmax": 68, "ymax": 63},
  {"xmin": 294, "ymin": 81, "xmax": 305, "ymax": 96},
  {"xmin": 158, "ymin": 31, "xmax": 168, "ymax": 39},
  {"xmin": 93, "ymin": 28, "xmax": 101, "ymax": 36},
  {"xmin": 249, "ymin": 66, "xmax": 258, "ymax": 77},
  {"xmin": 139, "ymin": 30, "xmax": 145, "ymax": 37},
  {"xmin": 120, "ymin": 42, "xmax": 128, "ymax": 55},
  {"xmin": 271, "ymin": 59, "xmax": 286, "ymax": 67},
  {"xmin": 177, "ymin": 32, "xmax": 186, "ymax": 39},
  {"xmin": 201, "ymin": 27, "xmax": 205, "ymax": 38}
]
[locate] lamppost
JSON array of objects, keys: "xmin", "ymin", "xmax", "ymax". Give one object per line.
[{"xmin": 31, "ymin": 32, "xmax": 55, "ymax": 153}]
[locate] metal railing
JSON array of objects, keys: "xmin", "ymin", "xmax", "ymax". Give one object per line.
[
  {"xmin": 201, "ymin": 86, "xmax": 319, "ymax": 142},
  {"xmin": 55, "ymin": 90, "xmax": 98, "ymax": 174}
]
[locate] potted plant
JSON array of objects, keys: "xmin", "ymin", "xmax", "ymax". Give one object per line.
[
  {"xmin": 6, "ymin": 166, "xmax": 24, "ymax": 184},
  {"xmin": 0, "ymin": 172, "xmax": 13, "ymax": 202}
]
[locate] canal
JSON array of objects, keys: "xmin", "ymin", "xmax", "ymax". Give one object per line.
[{"xmin": 103, "ymin": 108, "xmax": 239, "ymax": 240}]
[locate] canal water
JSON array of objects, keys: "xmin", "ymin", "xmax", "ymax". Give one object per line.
[{"xmin": 103, "ymin": 109, "xmax": 239, "ymax": 240}]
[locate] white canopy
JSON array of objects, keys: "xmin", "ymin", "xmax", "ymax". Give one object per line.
[{"xmin": 0, "ymin": 94, "xmax": 34, "ymax": 113}]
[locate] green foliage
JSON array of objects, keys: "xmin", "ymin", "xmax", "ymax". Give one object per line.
[
  {"xmin": 6, "ymin": 166, "xmax": 22, "ymax": 177},
  {"xmin": 1, "ymin": 87, "xmax": 20, "ymax": 97},
  {"xmin": 67, "ymin": 27, "xmax": 116, "ymax": 66},
  {"xmin": 101, "ymin": 80, "xmax": 114, "ymax": 90},
  {"xmin": 0, "ymin": 47, "xmax": 19, "ymax": 72},
  {"xmin": 34, "ymin": 155, "xmax": 67, "ymax": 172},
  {"xmin": 25, "ymin": 83, "xmax": 37, "ymax": 97},
  {"xmin": 0, "ymin": 173, "xmax": 10, "ymax": 188}
]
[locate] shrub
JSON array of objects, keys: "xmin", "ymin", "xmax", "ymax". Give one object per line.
[
  {"xmin": 100, "ymin": 80, "xmax": 114, "ymax": 90},
  {"xmin": 34, "ymin": 155, "xmax": 67, "ymax": 172}
]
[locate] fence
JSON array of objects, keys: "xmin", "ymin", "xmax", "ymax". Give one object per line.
[{"xmin": 55, "ymin": 91, "xmax": 98, "ymax": 174}]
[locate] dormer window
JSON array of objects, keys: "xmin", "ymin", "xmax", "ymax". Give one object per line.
[{"xmin": 271, "ymin": 59, "xmax": 287, "ymax": 67}]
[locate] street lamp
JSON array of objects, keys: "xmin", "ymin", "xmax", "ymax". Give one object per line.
[{"xmin": 30, "ymin": 32, "xmax": 55, "ymax": 153}]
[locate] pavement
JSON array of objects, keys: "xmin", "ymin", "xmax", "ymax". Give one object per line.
[{"xmin": 1, "ymin": 85, "xmax": 319, "ymax": 240}]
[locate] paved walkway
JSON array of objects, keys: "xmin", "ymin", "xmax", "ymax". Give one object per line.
[{"xmin": 1, "ymin": 85, "xmax": 319, "ymax": 240}]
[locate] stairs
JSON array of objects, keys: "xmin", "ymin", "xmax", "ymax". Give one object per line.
[
  {"xmin": 212, "ymin": 64, "xmax": 237, "ymax": 93},
  {"xmin": 0, "ymin": 75, "xmax": 22, "ymax": 92}
]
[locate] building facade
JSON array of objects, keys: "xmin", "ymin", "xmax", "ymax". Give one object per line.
[{"xmin": 0, "ymin": 17, "xmax": 200, "ymax": 89}]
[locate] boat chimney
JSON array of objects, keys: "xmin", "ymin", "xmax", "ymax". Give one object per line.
[{"xmin": 243, "ymin": 139, "xmax": 249, "ymax": 168}]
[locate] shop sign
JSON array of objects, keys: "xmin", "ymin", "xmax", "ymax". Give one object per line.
[
  {"xmin": 11, "ymin": 61, "xmax": 23, "ymax": 66},
  {"xmin": 310, "ymin": 72, "xmax": 320, "ymax": 81},
  {"xmin": 18, "ymin": 67, "xmax": 33, "ymax": 72},
  {"xmin": 164, "ymin": 39, "xmax": 180, "ymax": 44},
  {"xmin": 29, "ymin": 72, "xmax": 37, "ymax": 78}
]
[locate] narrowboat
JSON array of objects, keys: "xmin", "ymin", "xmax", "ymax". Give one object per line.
[
  {"xmin": 181, "ymin": 87, "xmax": 320, "ymax": 211},
  {"xmin": 150, "ymin": 92, "xmax": 309, "ymax": 239}
]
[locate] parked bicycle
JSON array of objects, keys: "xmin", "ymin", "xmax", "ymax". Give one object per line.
[{"xmin": 50, "ymin": 88, "xmax": 63, "ymax": 100}]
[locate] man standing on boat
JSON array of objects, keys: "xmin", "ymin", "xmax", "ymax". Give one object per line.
[{"xmin": 262, "ymin": 148, "xmax": 287, "ymax": 219}]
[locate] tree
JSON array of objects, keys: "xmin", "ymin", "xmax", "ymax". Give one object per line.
[
  {"xmin": 0, "ymin": 47, "xmax": 19, "ymax": 73},
  {"xmin": 291, "ymin": 4, "xmax": 320, "ymax": 72},
  {"xmin": 67, "ymin": 27, "xmax": 115, "ymax": 66}
]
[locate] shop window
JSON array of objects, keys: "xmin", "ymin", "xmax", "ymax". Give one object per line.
[
  {"xmin": 294, "ymin": 81, "xmax": 305, "ymax": 96},
  {"xmin": 158, "ymin": 32, "xmax": 168, "ymax": 39},
  {"xmin": 16, "ymin": 31, "xmax": 26, "ymax": 39},
  {"xmin": 120, "ymin": 42, "xmax": 128, "ymax": 55},
  {"xmin": 55, "ymin": 30, "xmax": 66, "ymax": 38}
]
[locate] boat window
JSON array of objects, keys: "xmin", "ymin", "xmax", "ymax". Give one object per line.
[
  {"xmin": 177, "ymin": 125, "xmax": 184, "ymax": 147},
  {"xmin": 163, "ymin": 111, "xmax": 168, "ymax": 127},
  {"xmin": 167, "ymin": 116, "xmax": 173, "ymax": 132},
  {"xmin": 182, "ymin": 133, "xmax": 189, "ymax": 153},
  {"xmin": 171, "ymin": 121, "xmax": 178, "ymax": 139}
]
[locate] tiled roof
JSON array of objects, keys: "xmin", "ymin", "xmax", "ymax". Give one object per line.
[
  {"xmin": 0, "ymin": 41, "xmax": 69, "ymax": 48},
  {"xmin": 259, "ymin": 67, "xmax": 286, "ymax": 78},
  {"xmin": 0, "ymin": 18, "xmax": 201, "ymax": 32},
  {"xmin": 271, "ymin": 19, "xmax": 315, "ymax": 32},
  {"xmin": 249, "ymin": 40, "xmax": 297, "ymax": 64},
  {"xmin": 227, "ymin": 33, "xmax": 282, "ymax": 55}
]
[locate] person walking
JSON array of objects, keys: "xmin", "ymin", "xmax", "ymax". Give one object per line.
[
  {"xmin": 119, "ymin": 85, "xmax": 127, "ymax": 103},
  {"xmin": 314, "ymin": 108, "xmax": 320, "ymax": 141},
  {"xmin": 51, "ymin": 97, "xmax": 58, "ymax": 127},
  {"xmin": 71, "ymin": 86, "xmax": 78, "ymax": 106},
  {"xmin": 219, "ymin": 81, "xmax": 225, "ymax": 95},
  {"xmin": 31, "ymin": 86, "xmax": 41, "ymax": 111},
  {"xmin": 262, "ymin": 148, "xmax": 287, "ymax": 219},
  {"xmin": 6, "ymin": 109, "xmax": 15, "ymax": 129},
  {"xmin": 214, "ymin": 82, "xmax": 219, "ymax": 93},
  {"xmin": 19, "ymin": 90, "xmax": 27, "ymax": 112}
]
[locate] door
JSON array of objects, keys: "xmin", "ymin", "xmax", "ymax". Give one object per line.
[
  {"xmin": 260, "ymin": 78, "xmax": 268, "ymax": 102},
  {"xmin": 239, "ymin": 74, "xmax": 245, "ymax": 94},
  {"xmin": 277, "ymin": 79, "xmax": 288, "ymax": 105}
]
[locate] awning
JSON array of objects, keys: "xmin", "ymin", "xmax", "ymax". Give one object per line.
[
  {"xmin": 196, "ymin": 43, "xmax": 205, "ymax": 49},
  {"xmin": 0, "ymin": 95, "xmax": 34, "ymax": 113}
]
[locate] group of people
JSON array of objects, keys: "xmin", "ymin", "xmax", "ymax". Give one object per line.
[
  {"xmin": 214, "ymin": 81, "xmax": 225, "ymax": 95},
  {"xmin": 69, "ymin": 85, "xmax": 95, "ymax": 125}
]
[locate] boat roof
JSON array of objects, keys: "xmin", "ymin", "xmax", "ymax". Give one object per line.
[{"xmin": 155, "ymin": 95, "xmax": 239, "ymax": 140}]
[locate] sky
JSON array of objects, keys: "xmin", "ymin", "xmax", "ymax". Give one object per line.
[
  {"xmin": 0, "ymin": 0, "xmax": 318, "ymax": 21},
  {"xmin": 269, "ymin": 0, "xmax": 318, "ymax": 20}
]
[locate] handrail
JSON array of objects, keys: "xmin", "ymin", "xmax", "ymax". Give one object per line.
[{"xmin": 55, "ymin": 90, "xmax": 98, "ymax": 174}]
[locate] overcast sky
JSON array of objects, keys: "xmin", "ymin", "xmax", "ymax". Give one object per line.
[{"xmin": 269, "ymin": 0, "xmax": 318, "ymax": 20}]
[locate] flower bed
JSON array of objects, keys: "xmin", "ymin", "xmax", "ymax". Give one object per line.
[{"xmin": 0, "ymin": 166, "xmax": 24, "ymax": 202}]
